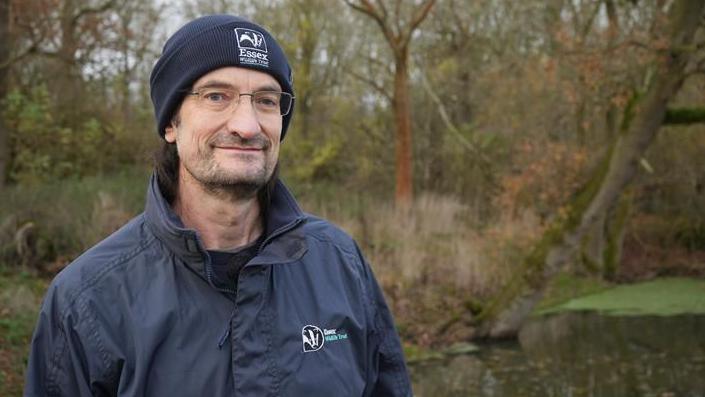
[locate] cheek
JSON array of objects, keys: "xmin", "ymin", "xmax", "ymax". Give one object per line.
[
  {"xmin": 176, "ymin": 126, "xmax": 211, "ymax": 155},
  {"xmin": 268, "ymin": 140, "xmax": 280, "ymax": 160}
]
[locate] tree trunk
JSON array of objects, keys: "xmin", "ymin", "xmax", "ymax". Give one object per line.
[
  {"xmin": 344, "ymin": 0, "xmax": 436, "ymax": 206},
  {"xmin": 577, "ymin": 0, "xmax": 624, "ymax": 278},
  {"xmin": 0, "ymin": 0, "xmax": 10, "ymax": 189},
  {"xmin": 393, "ymin": 51, "xmax": 413, "ymax": 206},
  {"xmin": 579, "ymin": 191, "xmax": 631, "ymax": 280},
  {"xmin": 476, "ymin": 0, "xmax": 705, "ymax": 339}
]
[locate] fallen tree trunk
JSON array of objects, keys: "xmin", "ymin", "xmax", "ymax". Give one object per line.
[{"xmin": 475, "ymin": 0, "xmax": 705, "ymax": 339}]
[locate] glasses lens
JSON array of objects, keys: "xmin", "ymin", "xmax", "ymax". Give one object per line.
[
  {"xmin": 191, "ymin": 89, "xmax": 293, "ymax": 116},
  {"xmin": 279, "ymin": 93, "xmax": 292, "ymax": 116},
  {"xmin": 198, "ymin": 89, "xmax": 234, "ymax": 111}
]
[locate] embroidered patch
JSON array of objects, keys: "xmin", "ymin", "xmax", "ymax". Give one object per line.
[
  {"xmin": 302, "ymin": 325, "xmax": 324, "ymax": 352},
  {"xmin": 302, "ymin": 325, "xmax": 349, "ymax": 353},
  {"xmin": 234, "ymin": 28, "xmax": 269, "ymax": 68}
]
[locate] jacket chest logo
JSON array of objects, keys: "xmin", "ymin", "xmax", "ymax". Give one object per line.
[{"xmin": 302, "ymin": 324, "xmax": 349, "ymax": 352}]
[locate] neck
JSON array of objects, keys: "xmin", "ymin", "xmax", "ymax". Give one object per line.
[{"xmin": 172, "ymin": 171, "xmax": 264, "ymax": 251}]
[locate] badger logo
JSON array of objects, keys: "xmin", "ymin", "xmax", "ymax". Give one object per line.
[
  {"xmin": 302, "ymin": 325, "xmax": 325, "ymax": 352},
  {"xmin": 235, "ymin": 28, "xmax": 267, "ymax": 52}
]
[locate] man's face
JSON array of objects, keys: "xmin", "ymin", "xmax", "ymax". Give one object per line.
[{"xmin": 165, "ymin": 67, "xmax": 282, "ymax": 195}]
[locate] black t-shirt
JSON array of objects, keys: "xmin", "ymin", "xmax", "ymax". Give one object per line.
[{"xmin": 207, "ymin": 235, "xmax": 264, "ymax": 300}]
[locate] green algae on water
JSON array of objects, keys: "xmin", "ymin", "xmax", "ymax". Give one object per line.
[{"xmin": 538, "ymin": 278, "xmax": 705, "ymax": 316}]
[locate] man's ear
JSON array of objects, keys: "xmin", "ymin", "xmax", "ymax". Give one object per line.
[
  {"xmin": 164, "ymin": 110, "xmax": 180, "ymax": 143},
  {"xmin": 164, "ymin": 125, "xmax": 177, "ymax": 143}
]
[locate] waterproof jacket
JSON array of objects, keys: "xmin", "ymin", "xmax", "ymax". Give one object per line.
[{"xmin": 24, "ymin": 176, "xmax": 412, "ymax": 396}]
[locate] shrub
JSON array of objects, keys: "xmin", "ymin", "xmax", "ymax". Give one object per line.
[{"xmin": 0, "ymin": 167, "xmax": 149, "ymax": 271}]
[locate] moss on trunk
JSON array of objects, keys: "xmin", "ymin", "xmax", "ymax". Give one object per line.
[{"xmin": 664, "ymin": 107, "xmax": 705, "ymax": 125}]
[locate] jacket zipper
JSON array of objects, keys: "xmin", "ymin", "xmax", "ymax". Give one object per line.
[{"xmin": 211, "ymin": 216, "xmax": 304, "ymax": 348}]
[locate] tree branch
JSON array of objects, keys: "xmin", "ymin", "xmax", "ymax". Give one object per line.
[
  {"xmin": 663, "ymin": 107, "xmax": 705, "ymax": 125},
  {"xmin": 408, "ymin": 0, "xmax": 437, "ymax": 34},
  {"xmin": 417, "ymin": 62, "xmax": 490, "ymax": 164},
  {"xmin": 579, "ymin": 0, "xmax": 603, "ymax": 41},
  {"xmin": 374, "ymin": 0, "xmax": 387, "ymax": 22},
  {"xmin": 72, "ymin": 0, "xmax": 117, "ymax": 25},
  {"xmin": 344, "ymin": 0, "xmax": 398, "ymax": 53},
  {"xmin": 345, "ymin": 68, "xmax": 392, "ymax": 102},
  {"xmin": 400, "ymin": 0, "xmax": 437, "ymax": 49}
]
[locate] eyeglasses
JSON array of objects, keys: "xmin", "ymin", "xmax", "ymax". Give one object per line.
[{"xmin": 185, "ymin": 88, "xmax": 294, "ymax": 116}]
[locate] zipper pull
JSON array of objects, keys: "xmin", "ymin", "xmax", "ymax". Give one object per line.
[
  {"xmin": 218, "ymin": 326, "xmax": 231, "ymax": 349},
  {"xmin": 217, "ymin": 307, "xmax": 237, "ymax": 349}
]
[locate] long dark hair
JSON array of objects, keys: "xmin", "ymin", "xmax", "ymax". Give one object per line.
[{"xmin": 152, "ymin": 140, "xmax": 278, "ymax": 218}]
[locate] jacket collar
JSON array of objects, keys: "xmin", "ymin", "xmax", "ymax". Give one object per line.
[{"xmin": 144, "ymin": 173, "xmax": 308, "ymax": 274}]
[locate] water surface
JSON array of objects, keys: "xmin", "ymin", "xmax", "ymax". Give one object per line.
[{"xmin": 410, "ymin": 313, "xmax": 705, "ymax": 396}]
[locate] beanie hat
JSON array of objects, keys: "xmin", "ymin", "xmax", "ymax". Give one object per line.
[{"xmin": 149, "ymin": 15, "xmax": 294, "ymax": 140}]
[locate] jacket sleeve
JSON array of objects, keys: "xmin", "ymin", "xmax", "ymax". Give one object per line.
[
  {"xmin": 358, "ymin": 247, "xmax": 413, "ymax": 397},
  {"xmin": 24, "ymin": 282, "xmax": 111, "ymax": 397}
]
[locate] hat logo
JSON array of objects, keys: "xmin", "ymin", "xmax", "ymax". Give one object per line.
[{"xmin": 235, "ymin": 28, "xmax": 267, "ymax": 53}]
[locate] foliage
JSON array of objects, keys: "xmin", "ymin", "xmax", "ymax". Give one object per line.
[
  {"xmin": 0, "ymin": 271, "xmax": 48, "ymax": 396},
  {"xmin": 493, "ymin": 140, "xmax": 589, "ymax": 221},
  {"xmin": 2, "ymin": 86, "xmax": 109, "ymax": 183},
  {"xmin": 0, "ymin": 167, "xmax": 149, "ymax": 270}
]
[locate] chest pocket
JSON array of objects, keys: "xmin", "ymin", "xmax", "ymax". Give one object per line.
[{"xmin": 266, "ymin": 262, "xmax": 370, "ymax": 396}]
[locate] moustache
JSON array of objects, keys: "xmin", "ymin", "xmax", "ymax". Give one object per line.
[{"xmin": 209, "ymin": 133, "xmax": 270, "ymax": 150}]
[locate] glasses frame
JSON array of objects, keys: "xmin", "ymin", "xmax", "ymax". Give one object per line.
[{"xmin": 184, "ymin": 88, "xmax": 295, "ymax": 117}]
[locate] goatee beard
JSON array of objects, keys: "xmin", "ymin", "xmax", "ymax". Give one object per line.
[
  {"xmin": 201, "ymin": 178, "xmax": 262, "ymax": 201},
  {"xmin": 182, "ymin": 132, "xmax": 274, "ymax": 201}
]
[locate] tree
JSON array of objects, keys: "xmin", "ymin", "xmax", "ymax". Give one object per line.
[
  {"xmin": 344, "ymin": 0, "xmax": 437, "ymax": 206},
  {"xmin": 477, "ymin": 0, "xmax": 705, "ymax": 338},
  {"xmin": 0, "ymin": 0, "xmax": 9, "ymax": 188}
]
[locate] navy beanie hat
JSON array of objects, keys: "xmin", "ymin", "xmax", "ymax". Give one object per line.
[{"xmin": 149, "ymin": 15, "xmax": 294, "ymax": 140}]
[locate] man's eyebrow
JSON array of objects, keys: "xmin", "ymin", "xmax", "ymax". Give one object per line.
[
  {"xmin": 255, "ymin": 84, "xmax": 282, "ymax": 92},
  {"xmin": 192, "ymin": 81, "xmax": 283, "ymax": 92},
  {"xmin": 192, "ymin": 80, "xmax": 235, "ymax": 90}
]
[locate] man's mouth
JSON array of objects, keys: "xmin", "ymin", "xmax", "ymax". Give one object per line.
[
  {"xmin": 210, "ymin": 135, "xmax": 270, "ymax": 152},
  {"xmin": 215, "ymin": 146, "xmax": 262, "ymax": 150}
]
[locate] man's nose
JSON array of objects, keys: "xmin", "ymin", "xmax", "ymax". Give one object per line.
[{"xmin": 225, "ymin": 95, "xmax": 261, "ymax": 138}]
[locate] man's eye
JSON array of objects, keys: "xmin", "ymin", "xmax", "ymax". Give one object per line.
[
  {"xmin": 203, "ymin": 91, "xmax": 230, "ymax": 102},
  {"xmin": 255, "ymin": 94, "xmax": 279, "ymax": 107}
]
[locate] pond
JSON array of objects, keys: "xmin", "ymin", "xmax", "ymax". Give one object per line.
[{"xmin": 410, "ymin": 313, "xmax": 705, "ymax": 397}]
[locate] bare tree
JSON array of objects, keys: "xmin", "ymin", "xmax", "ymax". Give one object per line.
[{"xmin": 344, "ymin": 0, "xmax": 437, "ymax": 206}]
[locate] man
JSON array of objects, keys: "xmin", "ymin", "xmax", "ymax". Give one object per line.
[{"xmin": 25, "ymin": 15, "xmax": 412, "ymax": 396}]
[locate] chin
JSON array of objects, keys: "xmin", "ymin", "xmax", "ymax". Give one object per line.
[{"xmin": 210, "ymin": 167, "xmax": 271, "ymax": 186}]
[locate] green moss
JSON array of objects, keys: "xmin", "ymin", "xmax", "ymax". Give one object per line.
[
  {"xmin": 620, "ymin": 91, "xmax": 642, "ymax": 133},
  {"xmin": 535, "ymin": 273, "xmax": 611, "ymax": 313},
  {"xmin": 602, "ymin": 193, "xmax": 631, "ymax": 280},
  {"xmin": 538, "ymin": 278, "xmax": 705, "ymax": 316},
  {"xmin": 404, "ymin": 343, "xmax": 445, "ymax": 363},
  {"xmin": 663, "ymin": 107, "xmax": 705, "ymax": 125}
]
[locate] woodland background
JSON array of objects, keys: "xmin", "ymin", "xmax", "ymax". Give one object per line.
[{"xmin": 1, "ymin": 0, "xmax": 705, "ymax": 391}]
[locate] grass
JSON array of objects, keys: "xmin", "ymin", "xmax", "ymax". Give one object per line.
[
  {"xmin": 0, "ymin": 271, "xmax": 48, "ymax": 396},
  {"xmin": 537, "ymin": 277, "xmax": 705, "ymax": 316},
  {"xmin": 0, "ymin": 166, "xmax": 150, "ymax": 270}
]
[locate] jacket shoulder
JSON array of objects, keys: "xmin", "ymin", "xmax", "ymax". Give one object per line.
[
  {"xmin": 47, "ymin": 213, "xmax": 154, "ymax": 311},
  {"xmin": 301, "ymin": 214, "xmax": 360, "ymax": 257}
]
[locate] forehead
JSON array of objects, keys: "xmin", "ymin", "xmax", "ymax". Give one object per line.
[{"xmin": 192, "ymin": 66, "xmax": 281, "ymax": 90}]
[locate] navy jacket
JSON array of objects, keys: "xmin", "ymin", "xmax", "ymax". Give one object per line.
[{"xmin": 24, "ymin": 176, "xmax": 412, "ymax": 396}]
